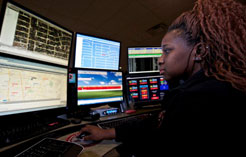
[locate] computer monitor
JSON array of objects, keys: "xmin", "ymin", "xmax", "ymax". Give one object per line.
[
  {"xmin": 0, "ymin": 1, "xmax": 73, "ymax": 66},
  {"xmin": 76, "ymin": 69, "xmax": 123, "ymax": 106},
  {"xmin": 128, "ymin": 47, "xmax": 163, "ymax": 74},
  {"xmin": 126, "ymin": 75, "xmax": 169, "ymax": 108},
  {"xmin": 74, "ymin": 33, "xmax": 121, "ymax": 70},
  {"xmin": 0, "ymin": 55, "xmax": 67, "ymax": 116}
]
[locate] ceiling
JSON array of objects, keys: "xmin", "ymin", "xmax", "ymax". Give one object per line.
[
  {"xmin": 10, "ymin": 0, "xmax": 196, "ymax": 46},
  {"xmin": 0, "ymin": 0, "xmax": 245, "ymax": 70}
]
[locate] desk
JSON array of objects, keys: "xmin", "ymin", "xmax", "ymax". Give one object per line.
[
  {"xmin": 57, "ymin": 132, "xmax": 121, "ymax": 157},
  {"xmin": 0, "ymin": 107, "xmax": 161, "ymax": 156}
]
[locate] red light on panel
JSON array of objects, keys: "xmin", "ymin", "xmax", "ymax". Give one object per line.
[
  {"xmin": 150, "ymin": 81, "xmax": 157, "ymax": 84},
  {"xmin": 130, "ymin": 87, "xmax": 138, "ymax": 92},
  {"xmin": 150, "ymin": 87, "xmax": 158, "ymax": 90},
  {"xmin": 129, "ymin": 80, "xmax": 137, "ymax": 85},
  {"xmin": 150, "ymin": 79, "xmax": 158, "ymax": 84},
  {"xmin": 139, "ymin": 80, "xmax": 147, "ymax": 84},
  {"xmin": 141, "ymin": 90, "xmax": 148, "ymax": 95},
  {"xmin": 141, "ymin": 95, "xmax": 149, "ymax": 99},
  {"xmin": 160, "ymin": 78, "xmax": 165, "ymax": 85},
  {"xmin": 131, "ymin": 93, "xmax": 138, "ymax": 98},
  {"xmin": 151, "ymin": 96, "xmax": 159, "ymax": 100},
  {"xmin": 140, "ymin": 87, "xmax": 148, "ymax": 90},
  {"xmin": 48, "ymin": 122, "xmax": 59, "ymax": 126},
  {"xmin": 150, "ymin": 85, "xmax": 158, "ymax": 90}
]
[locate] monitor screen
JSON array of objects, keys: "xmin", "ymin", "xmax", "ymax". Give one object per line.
[
  {"xmin": 0, "ymin": 1, "xmax": 73, "ymax": 66},
  {"xmin": 0, "ymin": 55, "xmax": 67, "ymax": 116},
  {"xmin": 74, "ymin": 33, "xmax": 121, "ymax": 70},
  {"xmin": 128, "ymin": 47, "xmax": 163, "ymax": 74},
  {"xmin": 77, "ymin": 69, "xmax": 123, "ymax": 106},
  {"xmin": 126, "ymin": 75, "xmax": 169, "ymax": 106}
]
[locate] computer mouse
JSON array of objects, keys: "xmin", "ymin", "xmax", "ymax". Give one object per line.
[
  {"xmin": 69, "ymin": 132, "xmax": 101, "ymax": 147},
  {"xmin": 77, "ymin": 131, "xmax": 90, "ymax": 139}
]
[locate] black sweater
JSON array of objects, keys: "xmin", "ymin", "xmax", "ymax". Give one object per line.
[{"xmin": 115, "ymin": 71, "xmax": 245, "ymax": 156}]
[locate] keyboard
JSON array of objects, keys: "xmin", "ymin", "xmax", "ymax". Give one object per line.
[
  {"xmin": 0, "ymin": 118, "xmax": 70, "ymax": 148},
  {"xmin": 98, "ymin": 113, "xmax": 152, "ymax": 129},
  {"xmin": 15, "ymin": 138, "xmax": 83, "ymax": 157}
]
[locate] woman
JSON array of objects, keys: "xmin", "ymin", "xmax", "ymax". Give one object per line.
[{"xmin": 80, "ymin": 0, "xmax": 246, "ymax": 155}]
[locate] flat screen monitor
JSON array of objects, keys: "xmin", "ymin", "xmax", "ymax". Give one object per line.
[
  {"xmin": 126, "ymin": 75, "xmax": 169, "ymax": 107},
  {"xmin": 0, "ymin": 1, "xmax": 73, "ymax": 66},
  {"xmin": 74, "ymin": 33, "xmax": 121, "ymax": 70},
  {"xmin": 77, "ymin": 69, "xmax": 123, "ymax": 106},
  {"xmin": 128, "ymin": 47, "xmax": 163, "ymax": 74},
  {"xmin": 0, "ymin": 55, "xmax": 67, "ymax": 116}
]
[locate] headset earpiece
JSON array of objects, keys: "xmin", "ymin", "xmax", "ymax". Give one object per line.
[{"xmin": 193, "ymin": 45, "xmax": 202, "ymax": 61}]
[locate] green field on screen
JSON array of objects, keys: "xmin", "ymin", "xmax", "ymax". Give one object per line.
[{"xmin": 78, "ymin": 90, "xmax": 122, "ymax": 99}]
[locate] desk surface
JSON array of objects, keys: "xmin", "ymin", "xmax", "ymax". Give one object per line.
[
  {"xmin": 58, "ymin": 134, "xmax": 121, "ymax": 157},
  {"xmin": 0, "ymin": 107, "xmax": 161, "ymax": 156}
]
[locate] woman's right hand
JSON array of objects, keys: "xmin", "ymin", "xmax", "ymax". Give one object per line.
[{"xmin": 79, "ymin": 125, "xmax": 116, "ymax": 141}]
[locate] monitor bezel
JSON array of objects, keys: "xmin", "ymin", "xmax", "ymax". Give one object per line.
[
  {"xmin": 73, "ymin": 32, "xmax": 121, "ymax": 71},
  {"xmin": 67, "ymin": 68, "xmax": 124, "ymax": 112},
  {"xmin": 125, "ymin": 73, "xmax": 168, "ymax": 108},
  {"xmin": 0, "ymin": 53, "xmax": 68, "ymax": 119},
  {"xmin": 0, "ymin": 0, "xmax": 74, "ymax": 67},
  {"xmin": 0, "ymin": 0, "xmax": 72, "ymax": 122},
  {"xmin": 127, "ymin": 46, "xmax": 163, "ymax": 75}
]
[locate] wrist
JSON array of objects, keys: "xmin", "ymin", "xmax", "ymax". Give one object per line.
[{"xmin": 103, "ymin": 128, "xmax": 116, "ymax": 140}]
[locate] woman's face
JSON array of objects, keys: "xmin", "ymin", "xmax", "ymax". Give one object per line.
[{"xmin": 158, "ymin": 29, "xmax": 194, "ymax": 81}]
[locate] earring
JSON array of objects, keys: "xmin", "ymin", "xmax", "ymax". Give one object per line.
[{"xmin": 194, "ymin": 56, "xmax": 202, "ymax": 61}]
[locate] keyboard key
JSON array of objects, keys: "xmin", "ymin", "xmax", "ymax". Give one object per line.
[{"xmin": 15, "ymin": 138, "xmax": 83, "ymax": 157}]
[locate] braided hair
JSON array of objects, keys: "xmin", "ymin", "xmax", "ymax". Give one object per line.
[{"xmin": 168, "ymin": 0, "xmax": 246, "ymax": 92}]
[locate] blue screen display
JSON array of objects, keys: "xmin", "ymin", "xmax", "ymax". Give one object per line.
[
  {"xmin": 75, "ymin": 34, "xmax": 120, "ymax": 70},
  {"xmin": 126, "ymin": 75, "xmax": 169, "ymax": 104},
  {"xmin": 77, "ymin": 70, "xmax": 123, "ymax": 106}
]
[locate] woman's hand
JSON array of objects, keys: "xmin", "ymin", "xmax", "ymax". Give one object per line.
[{"xmin": 80, "ymin": 125, "xmax": 116, "ymax": 141}]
